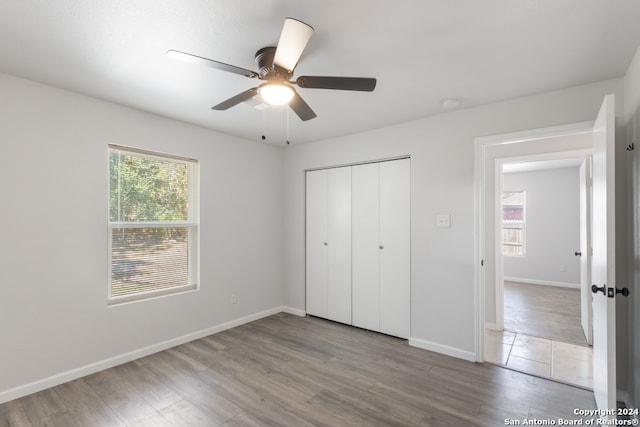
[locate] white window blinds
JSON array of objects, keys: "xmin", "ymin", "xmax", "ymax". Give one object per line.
[{"xmin": 108, "ymin": 145, "xmax": 198, "ymax": 302}]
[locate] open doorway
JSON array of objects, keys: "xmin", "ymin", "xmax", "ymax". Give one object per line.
[
  {"xmin": 476, "ymin": 95, "xmax": 618, "ymax": 411},
  {"xmin": 484, "ymin": 157, "xmax": 594, "ymax": 389}
]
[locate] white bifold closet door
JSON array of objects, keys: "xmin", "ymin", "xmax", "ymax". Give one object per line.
[
  {"xmin": 352, "ymin": 159, "xmax": 410, "ymax": 338},
  {"xmin": 351, "ymin": 163, "xmax": 380, "ymax": 332},
  {"xmin": 305, "ymin": 167, "xmax": 352, "ymax": 324}
]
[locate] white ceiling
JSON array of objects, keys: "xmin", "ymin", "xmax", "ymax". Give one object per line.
[{"xmin": 1, "ymin": 1, "xmax": 640, "ymax": 146}]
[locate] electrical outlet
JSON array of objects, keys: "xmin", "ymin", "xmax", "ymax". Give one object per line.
[
  {"xmin": 231, "ymin": 293, "xmax": 237, "ymax": 304},
  {"xmin": 436, "ymin": 214, "xmax": 451, "ymax": 228}
]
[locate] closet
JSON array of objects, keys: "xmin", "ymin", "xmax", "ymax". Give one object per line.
[
  {"xmin": 305, "ymin": 158, "xmax": 410, "ymax": 338},
  {"xmin": 305, "ymin": 166, "xmax": 352, "ymax": 324}
]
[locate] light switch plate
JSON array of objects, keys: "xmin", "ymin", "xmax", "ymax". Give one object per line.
[{"xmin": 436, "ymin": 214, "xmax": 451, "ymax": 228}]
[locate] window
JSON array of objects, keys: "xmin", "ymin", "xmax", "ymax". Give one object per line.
[
  {"xmin": 502, "ymin": 190, "xmax": 525, "ymax": 256},
  {"xmin": 108, "ymin": 145, "xmax": 198, "ymax": 303}
]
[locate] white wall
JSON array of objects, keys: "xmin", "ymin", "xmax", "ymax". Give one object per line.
[
  {"xmin": 283, "ymin": 77, "xmax": 624, "ymax": 360},
  {"xmin": 624, "ymin": 44, "xmax": 640, "ymax": 409},
  {"xmin": 503, "ymin": 167, "xmax": 581, "ymax": 287},
  {"xmin": 0, "ymin": 72, "xmax": 285, "ymax": 402}
]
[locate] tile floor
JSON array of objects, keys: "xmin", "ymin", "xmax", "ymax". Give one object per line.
[{"xmin": 485, "ymin": 329, "xmax": 593, "ymax": 389}]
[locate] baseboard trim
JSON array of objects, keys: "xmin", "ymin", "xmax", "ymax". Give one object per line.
[
  {"xmin": 484, "ymin": 322, "xmax": 499, "ymax": 331},
  {"xmin": 281, "ymin": 306, "xmax": 306, "ymax": 317},
  {"xmin": 504, "ymin": 277, "xmax": 580, "ymax": 289},
  {"xmin": 0, "ymin": 306, "xmax": 286, "ymax": 405},
  {"xmin": 409, "ymin": 337, "xmax": 476, "ymax": 362}
]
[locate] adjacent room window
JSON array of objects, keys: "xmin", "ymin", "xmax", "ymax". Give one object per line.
[
  {"xmin": 502, "ymin": 190, "xmax": 526, "ymax": 256},
  {"xmin": 108, "ymin": 145, "xmax": 198, "ymax": 303}
]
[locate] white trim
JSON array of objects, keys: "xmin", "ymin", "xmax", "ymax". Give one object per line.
[
  {"xmin": 304, "ymin": 155, "xmax": 411, "ymax": 172},
  {"xmin": 498, "ymin": 150, "xmax": 594, "ymax": 165},
  {"xmin": 108, "ymin": 143, "xmax": 198, "ymax": 163},
  {"xmin": 281, "ymin": 306, "xmax": 306, "ymax": 317},
  {"xmin": 495, "ymin": 158, "xmax": 505, "ymax": 331},
  {"xmin": 0, "ymin": 306, "xmax": 287, "ymax": 404},
  {"xmin": 475, "ymin": 121, "xmax": 594, "ymax": 146},
  {"xmin": 504, "ymin": 277, "xmax": 580, "ymax": 289},
  {"xmin": 484, "ymin": 322, "xmax": 499, "ymax": 331},
  {"xmin": 474, "ymin": 127, "xmax": 486, "ymax": 362},
  {"xmin": 108, "ymin": 285, "xmax": 200, "ymax": 306},
  {"xmin": 409, "ymin": 337, "xmax": 476, "ymax": 362}
]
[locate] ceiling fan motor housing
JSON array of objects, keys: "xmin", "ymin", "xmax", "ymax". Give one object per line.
[{"xmin": 255, "ymin": 46, "xmax": 290, "ymax": 80}]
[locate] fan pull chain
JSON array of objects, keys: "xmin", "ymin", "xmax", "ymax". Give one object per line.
[
  {"xmin": 261, "ymin": 103, "xmax": 266, "ymax": 141},
  {"xmin": 286, "ymin": 107, "xmax": 291, "ymax": 145}
]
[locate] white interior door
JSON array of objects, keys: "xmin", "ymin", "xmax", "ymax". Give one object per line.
[
  {"xmin": 305, "ymin": 169, "xmax": 328, "ymax": 318},
  {"xmin": 352, "ymin": 163, "xmax": 381, "ymax": 332},
  {"xmin": 379, "ymin": 159, "xmax": 411, "ymax": 338},
  {"xmin": 591, "ymin": 94, "xmax": 616, "ymax": 412},
  {"xmin": 579, "ymin": 158, "xmax": 593, "ymax": 345},
  {"xmin": 327, "ymin": 167, "xmax": 352, "ymax": 324}
]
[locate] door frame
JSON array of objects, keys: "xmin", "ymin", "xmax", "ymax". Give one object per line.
[
  {"xmin": 579, "ymin": 157, "xmax": 594, "ymax": 346},
  {"xmin": 474, "ymin": 121, "xmax": 594, "ymax": 362}
]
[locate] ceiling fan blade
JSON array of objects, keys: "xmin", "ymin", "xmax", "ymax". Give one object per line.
[
  {"xmin": 273, "ymin": 18, "xmax": 314, "ymax": 72},
  {"xmin": 167, "ymin": 50, "xmax": 258, "ymax": 78},
  {"xmin": 296, "ymin": 76, "xmax": 377, "ymax": 92},
  {"xmin": 289, "ymin": 91, "xmax": 317, "ymax": 121},
  {"xmin": 212, "ymin": 88, "xmax": 259, "ymax": 110}
]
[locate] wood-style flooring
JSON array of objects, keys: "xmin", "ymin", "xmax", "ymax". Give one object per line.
[
  {"xmin": 1, "ymin": 313, "xmax": 596, "ymax": 426},
  {"xmin": 504, "ymin": 281, "xmax": 587, "ymax": 346}
]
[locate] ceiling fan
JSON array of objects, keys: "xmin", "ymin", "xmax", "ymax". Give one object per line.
[{"xmin": 167, "ymin": 18, "xmax": 376, "ymax": 121}]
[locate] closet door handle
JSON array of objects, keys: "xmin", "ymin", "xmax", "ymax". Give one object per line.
[
  {"xmin": 324, "ymin": 242, "xmax": 328, "ymax": 246},
  {"xmin": 379, "ymin": 245, "xmax": 384, "ymax": 250}
]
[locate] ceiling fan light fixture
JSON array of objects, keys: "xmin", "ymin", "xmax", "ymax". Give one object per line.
[
  {"xmin": 259, "ymin": 82, "xmax": 295, "ymax": 105},
  {"xmin": 169, "ymin": 17, "xmax": 375, "ymax": 121}
]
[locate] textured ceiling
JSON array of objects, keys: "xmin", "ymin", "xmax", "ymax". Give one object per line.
[{"xmin": 1, "ymin": 1, "xmax": 640, "ymax": 146}]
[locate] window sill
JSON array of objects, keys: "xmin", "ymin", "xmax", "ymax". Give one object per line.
[{"xmin": 107, "ymin": 284, "xmax": 198, "ymax": 306}]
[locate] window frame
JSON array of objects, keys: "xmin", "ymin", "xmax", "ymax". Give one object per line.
[
  {"xmin": 502, "ymin": 190, "xmax": 526, "ymax": 257},
  {"xmin": 107, "ymin": 144, "xmax": 199, "ymax": 305}
]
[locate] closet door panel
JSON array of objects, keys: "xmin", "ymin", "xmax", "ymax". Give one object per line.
[
  {"xmin": 326, "ymin": 167, "xmax": 352, "ymax": 324},
  {"xmin": 351, "ymin": 163, "xmax": 380, "ymax": 331},
  {"xmin": 305, "ymin": 169, "xmax": 328, "ymax": 318},
  {"xmin": 379, "ymin": 159, "xmax": 411, "ymax": 338}
]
